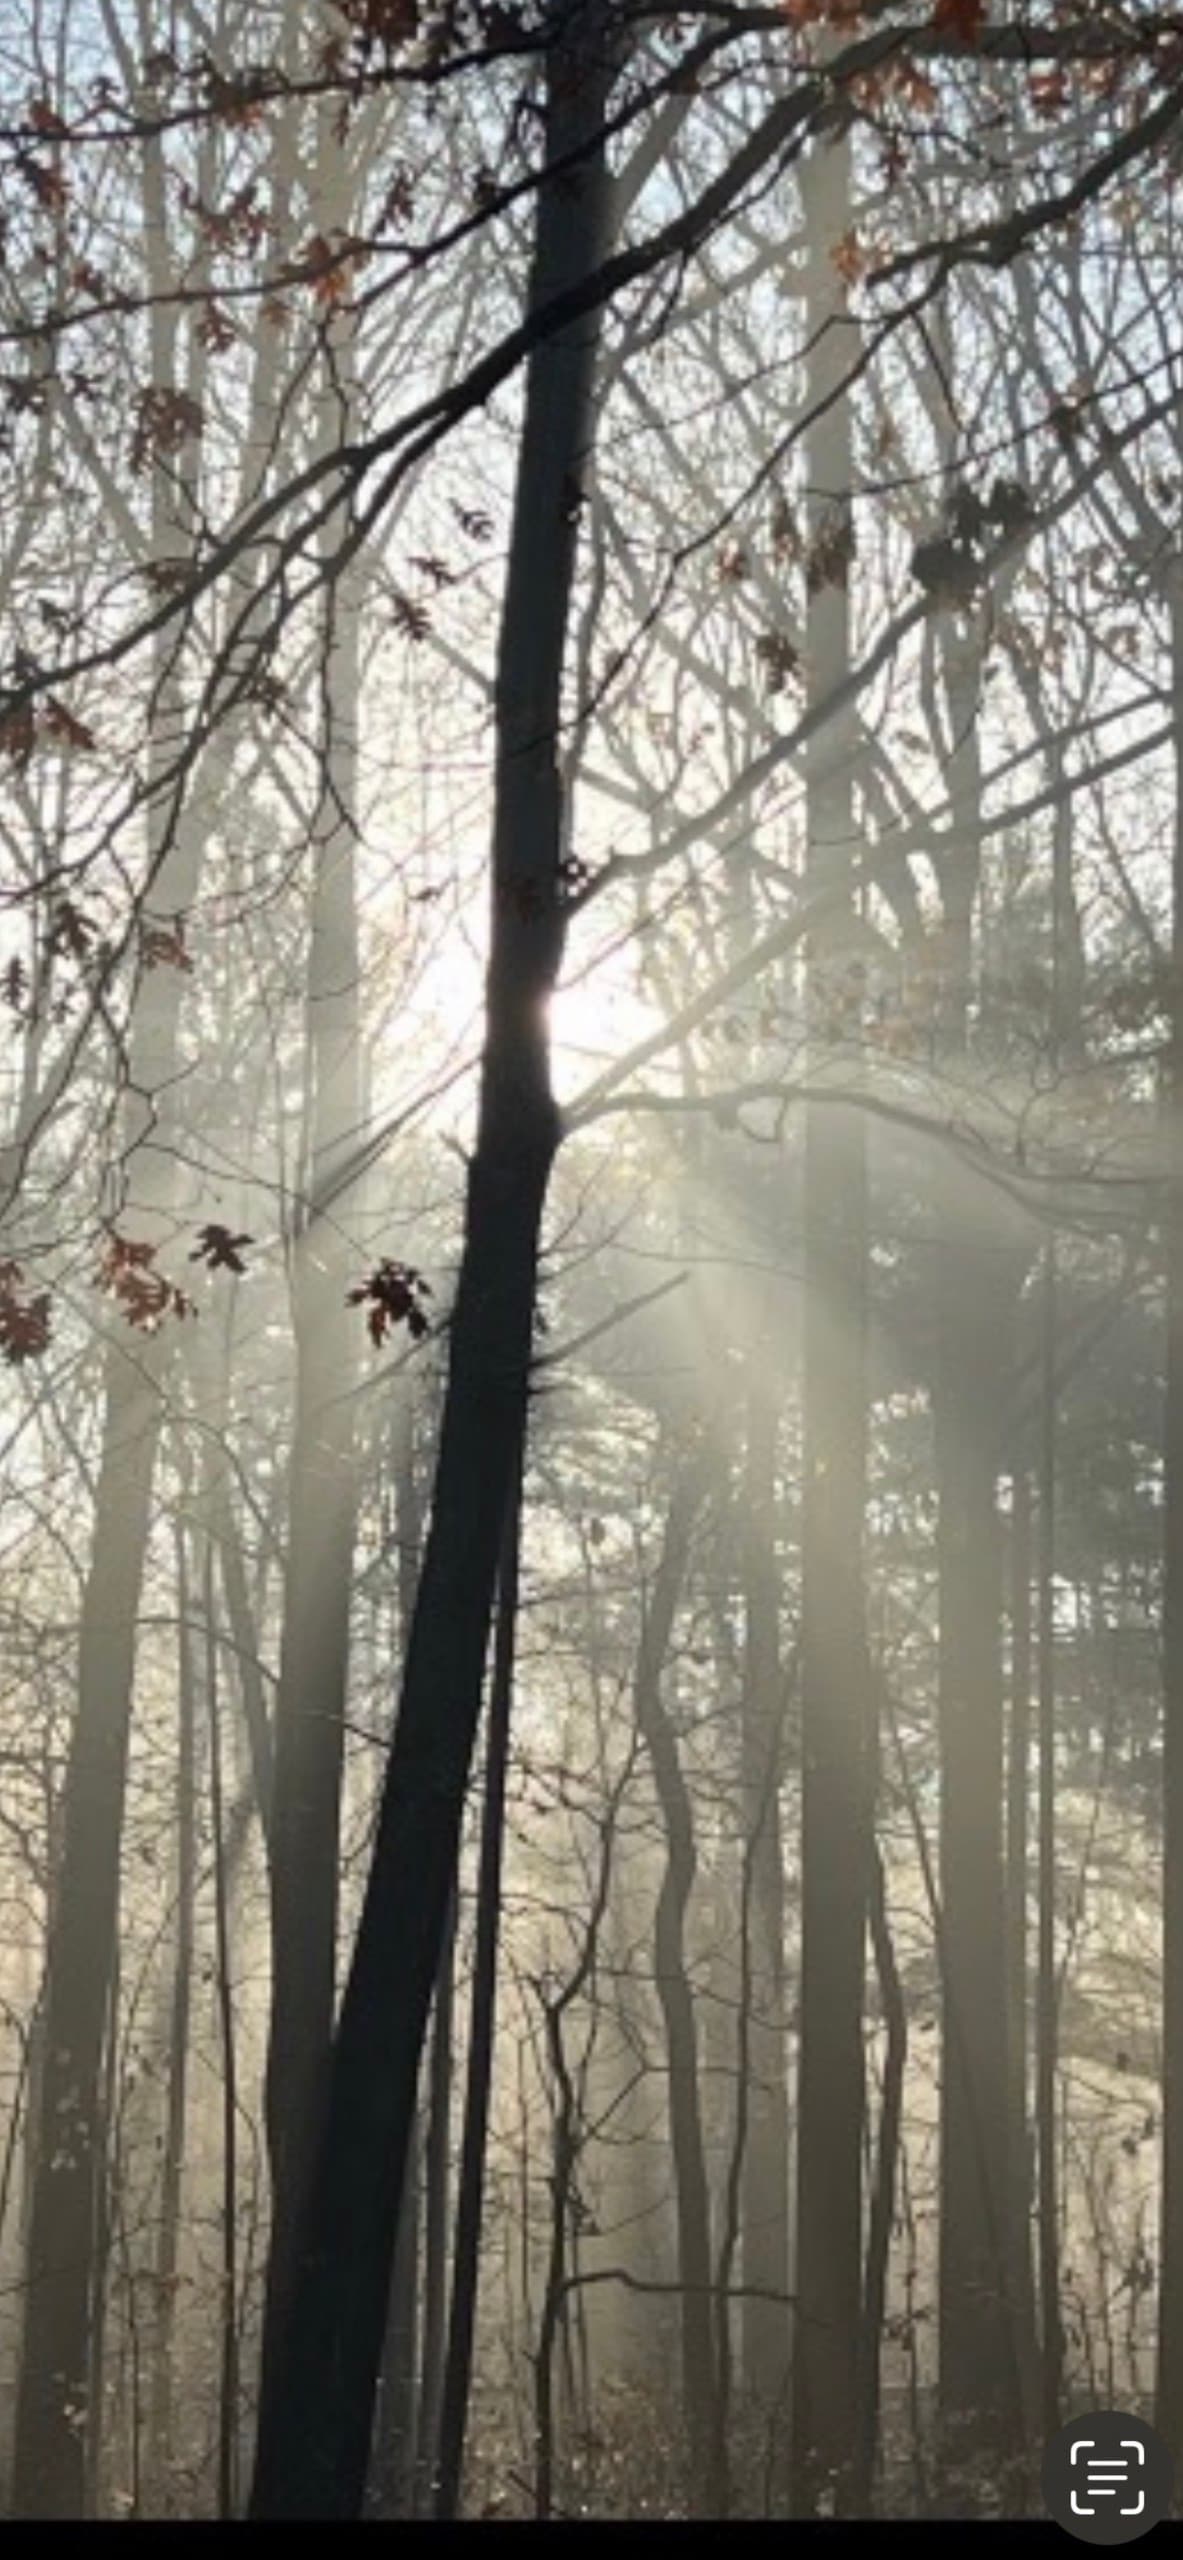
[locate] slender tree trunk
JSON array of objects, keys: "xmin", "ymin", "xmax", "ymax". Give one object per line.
[
  {"xmin": 533, "ymin": 1769, "xmax": 624, "ymax": 2522},
  {"xmin": 934, "ymin": 1250, "xmax": 1024, "ymax": 2477},
  {"xmin": 413, "ymin": 1898, "xmax": 457, "ymax": 2512},
  {"xmin": 435, "ymin": 1469, "xmax": 523, "ymax": 2519},
  {"xmin": 249, "ymin": 9, "xmax": 614, "ymax": 2513},
  {"xmin": 371, "ymin": 1411, "xmax": 428, "ymax": 2514},
  {"xmin": 791, "ymin": 97, "xmax": 871, "ymax": 2519},
  {"xmin": 1155, "ymin": 571, "xmax": 1183, "ymax": 2461},
  {"xmin": 739, "ymin": 1386, "xmax": 790, "ymax": 2456},
  {"xmin": 926, "ymin": 399, "xmax": 1026, "ymax": 2479},
  {"xmin": 854, "ymin": 1847, "xmax": 906, "ymax": 2512},
  {"xmin": 12, "ymin": 235, "xmax": 203, "ymax": 2512},
  {"xmin": 1036, "ymin": 1244, "xmax": 1062, "ymax": 2438},
  {"xmin": 371, "ymin": 2122, "xmax": 421, "ymax": 2516},
  {"xmin": 148, "ymin": 1525, "xmax": 198, "ymax": 2506},
  {"xmin": 204, "ymin": 1534, "xmax": 239, "ymax": 2519},
  {"xmin": 1006, "ymin": 1470, "xmax": 1039, "ymax": 2441},
  {"xmin": 258, "ymin": 93, "xmax": 362, "ymax": 2364},
  {"xmin": 632, "ymin": 1458, "xmax": 720, "ymax": 2510},
  {"xmin": 83, "ymin": 1956, "xmax": 119, "ymax": 2516},
  {"xmin": 212, "ymin": 1490, "xmax": 273, "ymax": 1849}
]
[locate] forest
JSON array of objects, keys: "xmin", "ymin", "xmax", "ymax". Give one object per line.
[{"xmin": 0, "ymin": 0, "xmax": 1182, "ymax": 2525}]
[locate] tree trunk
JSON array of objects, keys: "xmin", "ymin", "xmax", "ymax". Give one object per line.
[
  {"xmin": 203, "ymin": 1532, "xmax": 239, "ymax": 2518},
  {"xmin": 413, "ymin": 1898, "xmax": 456, "ymax": 2512},
  {"xmin": 926, "ymin": 378, "xmax": 1025, "ymax": 2482},
  {"xmin": 1036, "ymin": 1245, "xmax": 1062, "ymax": 2439},
  {"xmin": 12, "ymin": 257, "xmax": 203, "ymax": 2505},
  {"xmin": 1005, "ymin": 1470, "xmax": 1039, "ymax": 2442},
  {"xmin": 257, "ymin": 91, "xmax": 362, "ymax": 2365},
  {"xmin": 147, "ymin": 1524, "xmax": 198, "ymax": 2506},
  {"xmin": 934, "ymin": 1250, "xmax": 1024, "ymax": 2477},
  {"xmin": 1155, "ymin": 571, "xmax": 1183, "ymax": 2461},
  {"xmin": 435, "ymin": 1470, "xmax": 523, "ymax": 2518},
  {"xmin": 791, "ymin": 96, "xmax": 871, "ymax": 2520},
  {"xmin": 739, "ymin": 1386, "xmax": 790, "ymax": 2455},
  {"xmin": 371, "ymin": 2123, "xmax": 421, "ymax": 2516},
  {"xmin": 854, "ymin": 1847, "xmax": 906, "ymax": 2512},
  {"xmin": 248, "ymin": 7, "xmax": 614, "ymax": 2514},
  {"xmin": 632, "ymin": 1457, "xmax": 720, "ymax": 2509},
  {"xmin": 370, "ymin": 1409, "xmax": 428, "ymax": 2514}
]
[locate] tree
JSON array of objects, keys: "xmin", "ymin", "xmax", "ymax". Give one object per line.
[
  {"xmin": 249, "ymin": 2, "xmax": 617, "ymax": 2512},
  {"xmin": 791, "ymin": 88, "xmax": 871, "ymax": 2520}
]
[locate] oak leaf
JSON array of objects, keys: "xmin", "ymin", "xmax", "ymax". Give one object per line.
[
  {"xmin": 347, "ymin": 1259, "xmax": 432, "ymax": 1348},
  {"xmin": 190, "ymin": 1224, "xmax": 253, "ymax": 1275}
]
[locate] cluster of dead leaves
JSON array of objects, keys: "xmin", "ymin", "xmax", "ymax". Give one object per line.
[
  {"xmin": 130, "ymin": 386, "xmax": 204, "ymax": 474},
  {"xmin": 0, "ymin": 1262, "xmax": 52, "ymax": 1367},
  {"xmin": 0, "ymin": 696, "xmax": 97, "ymax": 768},
  {"xmin": 96, "ymin": 1232, "xmax": 194, "ymax": 1334},
  {"xmin": 141, "ymin": 917, "xmax": 193, "ymax": 974},
  {"xmin": 347, "ymin": 1259, "xmax": 432, "ymax": 1348},
  {"xmin": 316, "ymin": 0, "xmax": 419, "ymax": 81},
  {"xmin": 3, "ymin": 1230, "xmax": 438, "ymax": 1362},
  {"xmin": 93, "ymin": 1224, "xmax": 255, "ymax": 1338},
  {"xmin": 279, "ymin": 230, "xmax": 371, "ymax": 309},
  {"xmin": 0, "ymin": 1224, "xmax": 265, "ymax": 1368}
]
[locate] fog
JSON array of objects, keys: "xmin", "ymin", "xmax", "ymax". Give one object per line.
[{"xmin": 0, "ymin": 0, "xmax": 1181, "ymax": 2523}]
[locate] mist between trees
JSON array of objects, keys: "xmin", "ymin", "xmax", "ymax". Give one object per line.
[{"xmin": 2, "ymin": 0, "xmax": 1183, "ymax": 2522}]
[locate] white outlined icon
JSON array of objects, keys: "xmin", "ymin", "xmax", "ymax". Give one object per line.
[{"xmin": 1068, "ymin": 2439, "xmax": 1146, "ymax": 2520}]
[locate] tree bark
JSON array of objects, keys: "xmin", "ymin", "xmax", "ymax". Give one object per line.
[
  {"xmin": 147, "ymin": 1524, "xmax": 198, "ymax": 2507},
  {"xmin": 1036, "ymin": 1246, "xmax": 1062, "ymax": 2438},
  {"xmin": 12, "ymin": 218, "xmax": 203, "ymax": 2512},
  {"xmin": 248, "ymin": 7, "xmax": 614, "ymax": 2514},
  {"xmin": 739, "ymin": 1385, "xmax": 790, "ymax": 2455},
  {"xmin": 854, "ymin": 1847, "xmax": 906, "ymax": 2512},
  {"xmin": 413, "ymin": 1897, "xmax": 456, "ymax": 2511},
  {"xmin": 257, "ymin": 90, "xmax": 362, "ymax": 2367},
  {"xmin": 927, "ymin": 386, "xmax": 1026, "ymax": 2483},
  {"xmin": 370, "ymin": 1408, "xmax": 428, "ymax": 2514},
  {"xmin": 934, "ymin": 1249, "xmax": 1024, "ymax": 2475},
  {"xmin": 435, "ymin": 1469, "xmax": 523, "ymax": 2518},
  {"xmin": 203, "ymin": 1531, "xmax": 239, "ymax": 2519},
  {"xmin": 632, "ymin": 1456, "xmax": 720, "ymax": 2510},
  {"xmin": 791, "ymin": 96, "xmax": 871, "ymax": 2519},
  {"xmin": 1005, "ymin": 1470, "xmax": 1039, "ymax": 2441}
]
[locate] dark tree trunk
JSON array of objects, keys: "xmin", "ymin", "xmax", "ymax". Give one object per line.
[
  {"xmin": 248, "ymin": 9, "xmax": 613, "ymax": 2514},
  {"xmin": 413, "ymin": 1899, "xmax": 456, "ymax": 2511},
  {"xmin": 435, "ymin": 1471, "xmax": 523, "ymax": 2519},
  {"xmin": 370, "ymin": 1411, "xmax": 428, "ymax": 2515},
  {"xmin": 371, "ymin": 2120, "xmax": 421, "ymax": 2517},
  {"xmin": 854, "ymin": 1847, "xmax": 906, "ymax": 2512}
]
